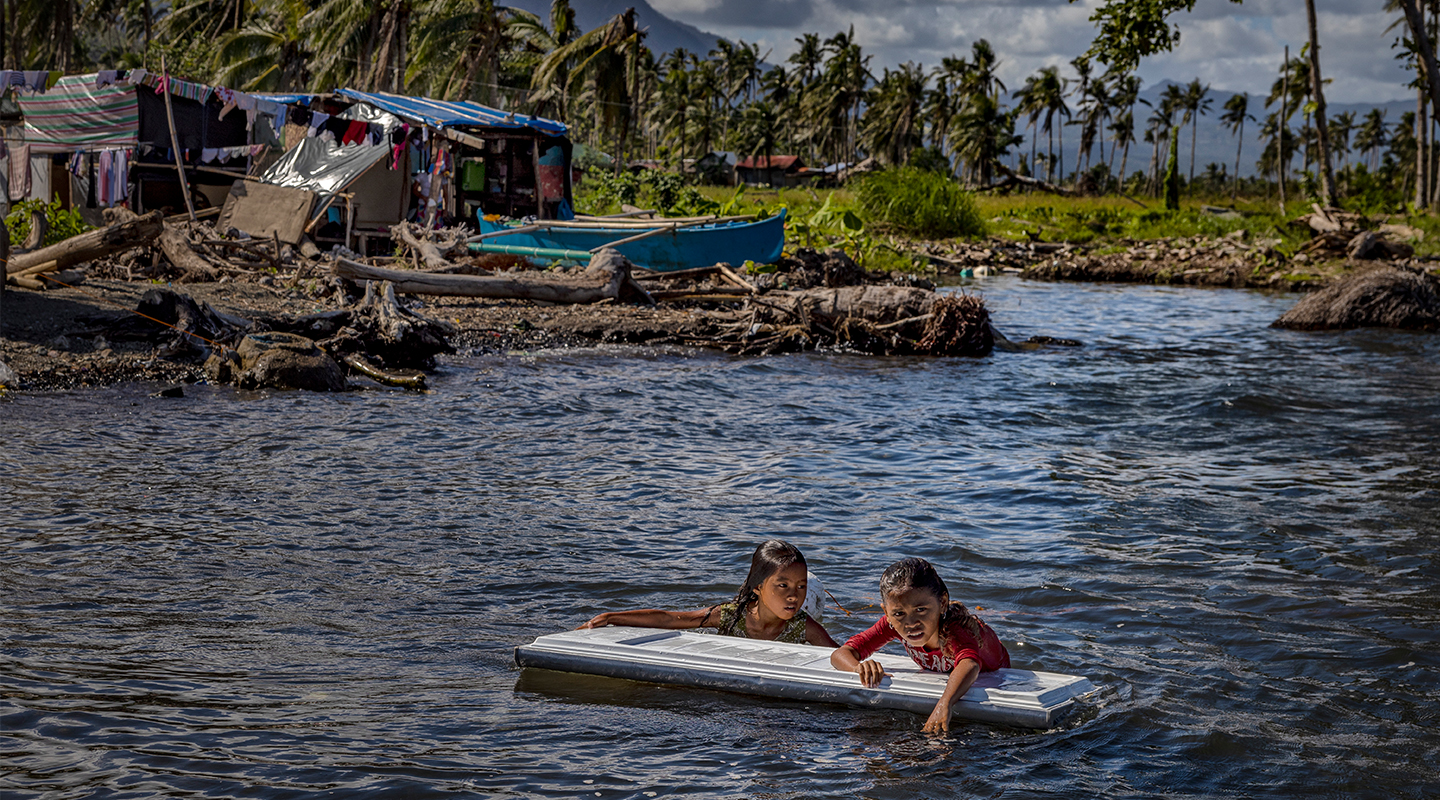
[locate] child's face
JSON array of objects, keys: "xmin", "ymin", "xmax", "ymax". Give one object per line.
[
  {"xmin": 754, "ymin": 563, "xmax": 809, "ymax": 622},
  {"xmin": 882, "ymin": 587, "xmax": 948, "ymax": 650}
]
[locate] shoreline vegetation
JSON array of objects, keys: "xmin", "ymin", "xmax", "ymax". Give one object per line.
[{"xmin": 3, "ymin": 179, "xmax": 1438, "ymax": 394}]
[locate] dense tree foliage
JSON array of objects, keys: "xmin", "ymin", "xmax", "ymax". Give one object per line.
[{"xmin": 6, "ymin": 0, "xmax": 1437, "ymax": 208}]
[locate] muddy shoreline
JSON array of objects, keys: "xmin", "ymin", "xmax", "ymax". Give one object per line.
[{"xmin": 3, "ymin": 236, "xmax": 1432, "ymax": 392}]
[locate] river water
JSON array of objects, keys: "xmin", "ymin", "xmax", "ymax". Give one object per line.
[{"xmin": 3, "ymin": 277, "xmax": 1438, "ymax": 799}]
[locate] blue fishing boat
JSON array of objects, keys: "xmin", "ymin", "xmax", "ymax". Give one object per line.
[{"xmin": 469, "ymin": 209, "xmax": 787, "ymax": 272}]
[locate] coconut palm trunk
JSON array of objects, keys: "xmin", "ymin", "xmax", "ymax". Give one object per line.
[
  {"xmin": 1304, "ymin": 0, "xmax": 1337, "ymax": 204},
  {"xmin": 1232, "ymin": 117, "xmax": 1245, "ymax": 203}
]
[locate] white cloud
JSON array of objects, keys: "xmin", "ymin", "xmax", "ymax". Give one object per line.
[{"xmin": 648, "ymin": 0, "xmax": 1416, "ymax": 104}]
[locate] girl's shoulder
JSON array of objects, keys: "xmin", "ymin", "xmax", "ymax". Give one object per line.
[{"xmin": 713, "ymin": 602, "xmax": 744, "ymax": 636}]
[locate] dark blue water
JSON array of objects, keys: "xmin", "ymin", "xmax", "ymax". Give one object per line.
[{"xmin": 3, "ymin": 278, "xmax": 1438, "ymax": 799}]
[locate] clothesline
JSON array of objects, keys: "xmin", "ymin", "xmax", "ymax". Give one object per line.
[{"xmin": 1, "ymin": 70, "xmax": 62, "ymax": 93}]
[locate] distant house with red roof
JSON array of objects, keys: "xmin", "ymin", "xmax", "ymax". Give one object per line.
[{"xmin": 736, "ymin": 155, "xmax": 806, "ymax": 187}]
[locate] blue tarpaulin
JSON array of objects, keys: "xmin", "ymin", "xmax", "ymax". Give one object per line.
[
  {"xmin": 335, "ymin": 89, "xmax": 567, "ymax": 136},
  {"xmin": 252, "ymin": 92, "xmax": 315, "ymax": 106}
]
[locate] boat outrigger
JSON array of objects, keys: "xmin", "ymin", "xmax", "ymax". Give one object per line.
[
  {"xmin": 516, "ymin": 627, "xmax": 1096, "ymax": 729},
  {"xmin": 469, "ymin": 210, "xmax": 788, "ymax": 272}
]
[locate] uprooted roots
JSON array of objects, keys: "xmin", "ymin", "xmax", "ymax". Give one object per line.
[
  {"xmin": 673, "ymin": 290, "xmax": 995, "ymax": 357},
  {"xmin": 917, "ymin": 295, "xmax": 994, "ymax": 355}
]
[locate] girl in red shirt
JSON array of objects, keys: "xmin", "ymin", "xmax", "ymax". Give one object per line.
[{"xmin": 831, "ymin": 558, "xmax": 1009, "ymax": 733}]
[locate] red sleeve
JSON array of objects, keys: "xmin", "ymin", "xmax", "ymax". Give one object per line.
[
  {"xmin": 944, "ymin": 617, "xmax": 1011, "ymax": 671},
  {"xmin": 844, "ymin": 617, "xmax": 898, "ymax": 660}
]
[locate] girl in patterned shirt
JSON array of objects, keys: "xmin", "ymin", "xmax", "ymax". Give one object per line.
[
  {"xmin": 580, "ymin": 540, "xmax": 838, "ymax": 647},
  {"xmin": 831, "ymin": 557, "xmax": 1010, "ymax": 733}
]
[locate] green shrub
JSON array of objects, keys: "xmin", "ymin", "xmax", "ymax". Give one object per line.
[
  {"xmin": 5, "ymin": 198, "xmax": 92, "ymax": 247},
  {"xmin": 853, "ymin": 166, "xmax": 985, "ymax": 239}
]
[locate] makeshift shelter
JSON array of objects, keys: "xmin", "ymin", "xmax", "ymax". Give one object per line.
[
  {"xmin": 334, "ymin": 88, "xmax": 571, "ymax": 222},
  {"xmin": 8, "ymin": 71, "xmax": 287, "ymax": 218},
  {"xmin": 736, "ymin": 155, "xmax": 806, "ymax": 188},
  {"xmin": 247, "ymin": 89, "xmax": 571, "ymax": 253},
  {"xmin": 4, "ymin": 74, "xmax": 573, "ymax": 256}
]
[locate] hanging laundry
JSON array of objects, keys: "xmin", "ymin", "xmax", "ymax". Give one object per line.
[
  {"xmin": 201, "ymin": 147, "xmax": 221, "ymax": 163},
  {"xmin": 98, "ymin": 149, "xmax": 112, "ymax": 206},
  {"xmin": 114, "ymin": 148, "xmax": 127, "ymax": 207},
  {"xmin": 309, "ymin": 111, "xmax": 330, "ymax": 136},
  {"xmin": 68, "ymin": 151, "xmax": 85, "ymax": 177},
  {"xmin": 128, "ymin": 67, "xmax": 148, "ymax": 85},
  {"xmin": 21, "ymin": 71, "xmax": 48, "ymax": 92},
  {"xmin": 8, "ymin": 143, "xmax": 31, "ymax": 200},
  {"xmin": 282, "ymin": 122, "xmax": 308, "ymax": 151},
  {"xmin": 341, "ymin": 120, "xmax": 368, "ymax": 145},
  {"xmin": 167, "ymin": 78, "xmax": 213, "ymax": 104},
  {"xmin": 95, "ymin": 70, "xmax": 119, "ymax": 88},
  {"xmin": 390, "ymin": 124, "xmax": 411, "ymax": 169}
]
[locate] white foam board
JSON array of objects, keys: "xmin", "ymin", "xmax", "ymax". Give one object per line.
[{"xmin": 515, "ymin": 627, "xmax": 1094, "ymax": 729}]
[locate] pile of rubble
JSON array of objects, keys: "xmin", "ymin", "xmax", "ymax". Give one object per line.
[
  {"xmin": 1289, "ymin": 205, "xmax": 1420, "ymax": 263},
  {"xmin": 1019, "ymin": 230, "xmax": 1286, "ymax": 288}
]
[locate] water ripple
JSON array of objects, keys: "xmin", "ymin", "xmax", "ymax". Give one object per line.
[{"xmin": 3, "ymin": 278, "xmax": 1439, "ymax": 798}]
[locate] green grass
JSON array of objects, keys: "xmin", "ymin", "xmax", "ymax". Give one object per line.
[
  {"xmin": 977, "ymin": 194, "xmax": 1296, "ymax": 244},
  {"xmin": 577, "ymin": 172, "xmax": 1440, "ymax": 269},
  {"xmin": 853, "ymin": 167, "xmax": 986, "ymax": 239}
]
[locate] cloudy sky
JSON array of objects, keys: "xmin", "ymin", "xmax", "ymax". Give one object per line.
[{"xmin": 647, "ymin": 0, "xmax": 1414, "ymax": 105}]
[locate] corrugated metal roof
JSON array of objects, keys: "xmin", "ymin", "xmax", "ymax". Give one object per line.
[{"xmin": 336, "ymin": 88, "xmax": 567, "ymax": 136}]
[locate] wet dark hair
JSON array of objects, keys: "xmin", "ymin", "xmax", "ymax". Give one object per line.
[
  {"xmin": 879, "ymin": 557, "xmax": 982, "ymax": 641},
  {"xmin": 712, "ymin": 540, "xmax": 806, "ymax": 634}
]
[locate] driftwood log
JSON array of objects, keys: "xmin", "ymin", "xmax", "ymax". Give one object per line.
[
  {"xmin": 158, "ymin": 223, "xmax": 223, "ymax": 283},
  {"xmin": 7, "ymin": 210, "xmax": 163, "ymax": 275},
  {"xmin": 683, "ymin": 285, "xmax": 998, "ymax": 357},
  {"xmin": 391, "ymin": 221, "xmax": 467, "ymax": 271},
  {"xmin": 20, "ymin": 208, "xmax": 46, "ymax": 250},
  {"xmin": 988, "ymin": 163, "xmax": 1075, "ymax": 196},
  {"xmin": 332, "ymin": 248, "xmax": 634, "ymax": 305}
]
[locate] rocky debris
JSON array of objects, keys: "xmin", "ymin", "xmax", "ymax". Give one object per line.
[
  {"xmin": 107, "ymin": 287, "xmax": 252, "ymax": 350},
  {"xmin": 1021, "ymin": 232, "xmax": 1285, "ymax": 288},
  {"xmin": 1272, "ymin": 263, "xmax": 1440, "ymax": 331},
  {"xmin": 206, "ymin": 331, "xmax": 347, "ymax": 392},
  {"xmin": 1293, "ymin": 205, "xmax": 1368, "ymax": 235},
  {"xmin": 912, "ymin": 238, "xmax": 1037, "ymax": 275},
  {"xmin": 1289, "ymin": 205, "xmax": 1422, "ymax": 263},
  {"xmin": 767, "ymin": 247, "xmax": 868, "ymax": 289}
]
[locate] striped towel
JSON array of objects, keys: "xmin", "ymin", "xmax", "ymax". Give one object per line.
[
  {"xmin": 168, "ymin": 78, "xmax": 213, "ymax": 104},
  {"xmin": 17, "ymin": 74, "xmax": 139, "ymax": 153}
]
